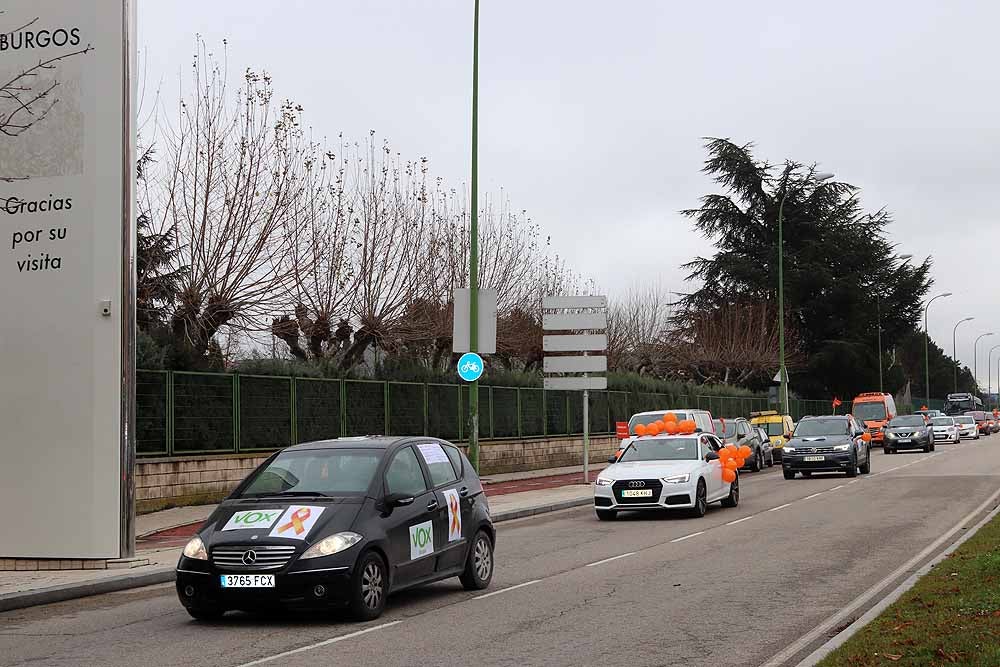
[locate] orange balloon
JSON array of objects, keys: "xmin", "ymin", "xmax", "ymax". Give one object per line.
[
  {"xmin": 861, "ymin": 432, "xmax": 872, "ymax": 443},
  {"xmin": 664, "ymin": 421, "xmax": 679, "ymax": 435},
  {"xmin": 722, "ymin": 469, "xmax": 737, "ymax": 483},
  {"xmin": 718, "ymin": 447, "xmax": 732, "ymax": 460},
  {"xmin": 649, "ymin": 422, "xmax": 662, "ymax": 435},
  {"xmin": 739, "ymin": 445, "xmax": 752, "ymax": 458},
  {"xmin": 724, "ymin": 459, "xmax": 738, "ymax": 470},
  {"xmin": 735, "ymin": 458, "xmax": 746, "ymax": 468},
  {"xmin": 664, "ymin": 413, "xmax": 678, "ymax": 423},
  {"xmin": 635, "ymin": 424, "xmax": 648, "ymax": 436}
]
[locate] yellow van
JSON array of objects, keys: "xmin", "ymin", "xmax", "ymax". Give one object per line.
[{"xmin": 749, "ymin": 411, "xmax": 794, "ymax": 461}]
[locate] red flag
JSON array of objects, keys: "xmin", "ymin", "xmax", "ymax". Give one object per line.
[{"xmin": 832, "ymin": 397, "xmax": 842, "ymax": 408}]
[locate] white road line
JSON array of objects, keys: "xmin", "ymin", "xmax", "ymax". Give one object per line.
[
  {"xmin": 237, "ymin": 621, "xmax": 402, "ymax": 666},
  {"xmin": 803, "ymin": 492, "xmax": 825, "ymax": 500},
  {"xmin": 473, "ymin": 579, "xmax": 540, "ymax": 600},
  {"xmin": 767, "ymin": 503, "xmax": 792, "ymax": 512},
  {"xmin": 670, "ymin": 531, "xmax": 705, "ymax": 543},
  {"xmin": 726, "ymin": 516, "xmax": 754, "ymax": 526},
  {"xmin": 847, "ymin": 480, "xmax": 859, "ymax": 485},
  {"xmin": 586, "ymin": 552, "xmax": 636, "ymax": 567},
  {"xmin": 762, "ymin": 485, "xmax": 1000, "ymax": 667},
  {"xmin": 829, "ymin": 485, "xmax": 845, "ymax": 491}
]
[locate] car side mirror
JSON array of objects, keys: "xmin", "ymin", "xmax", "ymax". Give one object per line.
[
  {"xmin": 607, "ymin": 455, "xmax": 618, "ymax": 464},
  {"xmin": 382, "ymin": 493, "xmax": 415, "ymax": 509},
  {"xmin": 705, "ymin": 451, "xmax": 720, "ymax": 462}
]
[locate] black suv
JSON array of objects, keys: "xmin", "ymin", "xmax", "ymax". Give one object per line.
[
  {"xmin": 713, "ymin": 417, "xmax": 770, "ymax": 472},
  {"xmin": 782, "ymin": 415, "xmax": 871, "ymax": 479}
]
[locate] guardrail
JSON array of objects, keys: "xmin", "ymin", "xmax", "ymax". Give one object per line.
[{"xmin": 136, "ymin": 370, "xmax": 840, "ymax": 457}]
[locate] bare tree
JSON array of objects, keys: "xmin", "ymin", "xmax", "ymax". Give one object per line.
[
  {"xmin": 154, "ymin": 44, "xmax": 312, "ymax": 357},
  {"xmin": 0, "ymin": 12, "xmax": 92, "ymax": 185},
  {"xmin": 606, "ymin": 283, "xmax": 675, "ymax": 374}
]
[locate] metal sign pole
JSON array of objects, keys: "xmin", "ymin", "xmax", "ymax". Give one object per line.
[{"xmin": 583, "ymin": 386, "xmax": 590, "ymax": 484}]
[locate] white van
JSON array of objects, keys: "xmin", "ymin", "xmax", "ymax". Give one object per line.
[{"xmin": 612, "ymin": 409, "xmax": 717, "ymax": 460}]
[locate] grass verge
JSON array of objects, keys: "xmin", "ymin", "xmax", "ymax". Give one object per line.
[{"xmin": 818, "ymin": 509, "xmax": 1000, "ymax": 666}]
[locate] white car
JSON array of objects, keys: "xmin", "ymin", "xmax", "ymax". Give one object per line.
[
  {"xmin": 930, "ymin": 416, "xmax": 960, "ymax": 444},
  {"xmin": 954, "ymin": 415, "xmax": 979, "ymax": 440},
  {"xmin": 594, "ymin": 433, "xmax": 739, "ymax": 520},
  {"xmin": 615, "ymin": 409, "xmax": 717, "ymax": 458}
]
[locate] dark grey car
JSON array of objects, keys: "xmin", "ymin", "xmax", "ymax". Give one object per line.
[
  {"xmin": 782, "ymin": 415, "xmax": 871, "ymax": 479},
  {"xmin": 713, "ymin": 417, "xmax": 769, "ymax": 472},
  {"xmin": 883, "ymin": 415, "xmax": 934, "ymax": 453}
]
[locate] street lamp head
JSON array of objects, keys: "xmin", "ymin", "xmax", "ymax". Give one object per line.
[
  {"xmin": 898, "ymin": 254, "xmax": 913, "ymax": 261},
  {"xmin": 941, "ymin": 292, "xmax": 953, "ymax": 297},
  {"xmin": 964, "ymin": 317, "xmax": 976, "ymax": 323},
  {"xmin": 814, "ymin": 172, "xmax": 835, "ymax": 182}
]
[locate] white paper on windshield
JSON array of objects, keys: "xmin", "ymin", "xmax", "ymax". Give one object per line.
[{"xmin": 417, "ymin": 443, "xmax": 451, "ymax": 466}]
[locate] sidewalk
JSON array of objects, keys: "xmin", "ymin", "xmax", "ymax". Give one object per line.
[{"xmin": 0, "ymin": 464, "xmax": 595, "ymax": 612}]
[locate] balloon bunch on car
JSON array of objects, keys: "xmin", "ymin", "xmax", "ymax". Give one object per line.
[{"xmin": 632, "ymin": 413, "xmax": 749, "ymax": 483}]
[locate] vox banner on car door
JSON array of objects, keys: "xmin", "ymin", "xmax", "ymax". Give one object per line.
[
  {"xmin": 268, "ymin": 506, "xmax": 324, "ymax": 540},
  {"xmin": 410, "ymin": 520, "xmax": 434, "ymax": 559},
  {"xmin": 444, "ymin": 488, "xmax": 462, "ymax": 541}
]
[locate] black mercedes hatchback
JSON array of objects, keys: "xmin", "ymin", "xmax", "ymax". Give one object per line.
[{"xmin": 175, "ymin": 437, "xmax": 495, "ymax": 621}]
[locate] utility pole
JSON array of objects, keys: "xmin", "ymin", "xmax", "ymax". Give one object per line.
[{"xmin": 467, "ymin": 0, "xmax": 481, "ymax": 471}]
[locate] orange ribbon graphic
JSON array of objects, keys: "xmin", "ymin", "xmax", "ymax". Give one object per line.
[
  {"xmin": 278, "ymin": 507, "xmax": 311, "ymax": 535},
  {"xmin": 449, "ymin": 495, "xmax": 461, "ymax": 534}
]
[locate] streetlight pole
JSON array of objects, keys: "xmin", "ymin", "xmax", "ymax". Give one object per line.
[
  {"xmin": 988, "ymin": 344, "xmax": 1000, "ymax": 409},
  {"xmin": 973, "ymin": 332, "xmax": 994, "ymax": 399},
  {"xmin": 953, "ymin": 317, "xmax": 975, "ymax": 393},
  {"xmin": 467, "ymin": 0, "xmax": 481, "ymax": 471},
  {"xmin": 777, "ymin": 169, "xmax": 833, "ymax": 416},
  {"xmin": 924, "ymin": 292, "xmax": 952, "ymax": 406}
]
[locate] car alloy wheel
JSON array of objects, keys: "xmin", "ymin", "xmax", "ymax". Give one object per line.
[
  {"xmin": 460, "ymin": 530, "xmax": 495, "ymax": 590},
  {"xmin": 361, "ymin": 559, "xmax": 384, "ymax": 610},
  {"xmin": 691, "ymin": 480, "xmax": 708, "ymax": 517}
]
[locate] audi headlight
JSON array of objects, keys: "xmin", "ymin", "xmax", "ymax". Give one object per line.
[
  {"xmin": 301, "ymin": 532, "xmax": 363, "ymax": 559},
  {"xmin": 833, "ymin": 444, "xmax": 851, "ymax": 451},
  {"xmin": 662, "ymin": 474, "xmax": 690, "ymax": 484},
  {"xmin": 595, "ymin": 476, "xmax": 614, "ymax": 486},
  {"xmin": 183, "ymin": 536, "xmax": 208, "ymax": 561}
]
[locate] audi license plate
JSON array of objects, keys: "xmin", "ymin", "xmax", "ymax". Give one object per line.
[
  {"xmin": 621, "ymin": 489, "xmax": 653, "ymax": 498},
  {"xmin": 803, "ymin": 455, "xmax": 825, "ymax": 462},
  {"xmin": 220, "ymin": 574, "xmax": 275, "ymax": 588}
]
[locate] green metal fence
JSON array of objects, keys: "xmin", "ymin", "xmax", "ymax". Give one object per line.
[{"xmin": 135, "ymin": 370, "xmax": 844, "ymax": 457}]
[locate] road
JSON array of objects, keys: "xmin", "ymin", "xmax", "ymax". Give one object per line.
[{"xmin": 3, "ymin": 438, "xmax": 999, "ymax": 667}]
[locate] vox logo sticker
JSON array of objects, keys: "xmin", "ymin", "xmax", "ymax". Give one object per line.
[
  {"xmin": 222, "ymin": 509, "xmax": 282, "ymax": 532},
  {"xmin": 409, "ymin": 520, "xmax": 434, "ymax": 560}
]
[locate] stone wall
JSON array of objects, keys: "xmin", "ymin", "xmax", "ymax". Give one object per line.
[{"xmin": 136, "ymin": 435, "xmax": 617, "ymax": 514}]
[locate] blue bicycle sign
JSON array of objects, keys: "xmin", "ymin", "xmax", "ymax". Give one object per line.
[{"xmin": 457, "ymin": 352, "xmax": 485, "ymax": 382}]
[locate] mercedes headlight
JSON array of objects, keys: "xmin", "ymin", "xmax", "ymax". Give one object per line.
[
  {"xmin": 833, "ymin": 444, "xmax": 851, "ymax": 451},
  {"xmin": 595, "ymin": 476, "xmax": 614, "ymax": 486},
  {"xmin": 662, "ymin": 474, "xmax": 690, "ymax": 484},
  {"xmin": 301, "ymin": 532, "xmax": 363, "ymax": 559},
  {"xmin": 183, "ymin": 536, "xmax": 208, "ymax": 561}
]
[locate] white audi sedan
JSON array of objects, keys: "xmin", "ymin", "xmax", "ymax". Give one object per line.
[
  {"xmin": 930, "ymin": 416, "xmax": 960, "ymax": 444},
  {"xmin": 594, "ymin": 434, "xmax": 739, "ymax": 521}
]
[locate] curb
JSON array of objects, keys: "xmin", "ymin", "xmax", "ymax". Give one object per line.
[
  {"xmin": 1, "ymin": 496, "xmax": 592, "ymax": 613},
  {"xmin": 0, "ymin": 565, "xmax": 176, "ymax": 613},
  {"xmin": 794, "ymin": 498, "xmax": 1000, "ymax": 666}
]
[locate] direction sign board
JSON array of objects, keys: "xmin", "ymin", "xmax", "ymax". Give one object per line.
[
  {"xmin": 542, "ymin": 312, "xmax": 608, "ymax": 331},
  {"xmin": 452, "ymin": 288, "xmax": 497, "ymax": 354},
  {"xmin": 543, "ymin": 334, "xmax": 608, "ymax": 352},
  {"xmin": 457, "ymin": 352, "xmax": 484, "ymax": 382},
  {"xmin": 543, "ymin": 356, "xmax": 608, "ymax": 374},
  {"xmin": 542, "ymin": 295, "xmax": 607, "ymax": 310},
  {"xmin": 544, "ymin": 377, "xmax": 608, "ymax": 391}
]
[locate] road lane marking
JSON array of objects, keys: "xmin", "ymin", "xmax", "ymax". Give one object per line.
[
  {"xmin": 847, "ymin": 480, "xmax": 859, "ymax": 484},
  {"xmin": 586, "ymin": 552, "xmax": 636, "ymax": 567},
  {"xmin": 237, "ymin": 621, "xmax": 402, "ymax": 666},
  {"xmin": 767, "ymin": 503, "xmax": 792, "ymax": 512},
  {"xmin": 762, "ymin": 485, "xmax": 1000, "ymax": 667},
  {"xmin": 830, "ymin": 485, "xmax": 845, "ymax": 491},
  {"xmin": 726, "ymin": 516, "xmax": 754, "ymax": 526},
  {"xmin": 803, "ymin": 492, "xmax": 825, "ymax": 500},
  {"xmin": 670, "ymin": 531, "xmax": 705, "ymax": 543},
  {"xmin": 473, "ymin": 579, "xmax": 540, "ymax": 600}
]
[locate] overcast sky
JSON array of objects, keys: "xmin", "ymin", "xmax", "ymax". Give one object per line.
[{"xmin": 139, "ymin": 0, "xmax": 1000, "ymax": 389}]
